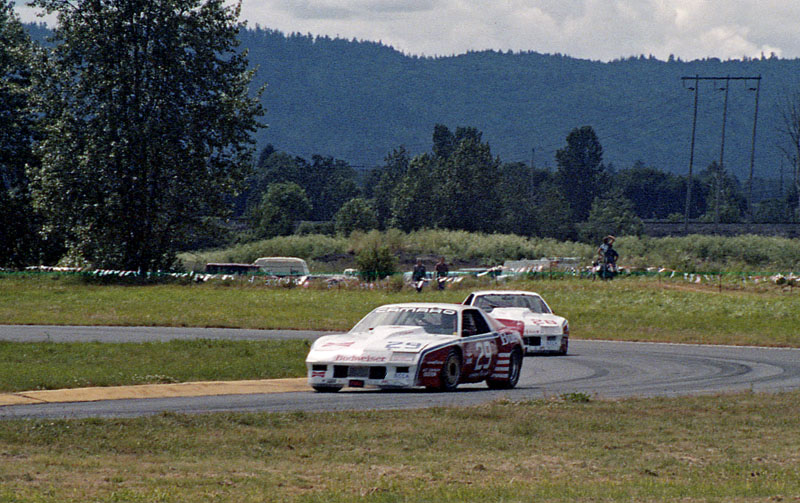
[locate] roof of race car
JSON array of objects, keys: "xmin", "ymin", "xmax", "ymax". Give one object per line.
[
  {"xmin": 468, "ymin": 290, "xmax": 544, "ymax": 297},
  {"xmin": 372, "ymin": 302, "xmax": 474, "ymax": 312}
]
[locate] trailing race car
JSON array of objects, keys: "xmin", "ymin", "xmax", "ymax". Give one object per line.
[
  {"xmin": 306, "ymin": 303, "xmax": 524, "ymax": 392},
  {"xmin": 463, "ymin": 290, "xmax": 569, "ymax": 355}
]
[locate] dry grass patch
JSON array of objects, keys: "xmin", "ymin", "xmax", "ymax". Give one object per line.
[{"xmin": 1, "ymin": 391, "xmax": 798, "ymax": 501}]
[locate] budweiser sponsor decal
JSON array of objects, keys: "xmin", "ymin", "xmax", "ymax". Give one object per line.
[{"xmin": 334, "ymin": 354, "xmax": 387, "ymax": 362}]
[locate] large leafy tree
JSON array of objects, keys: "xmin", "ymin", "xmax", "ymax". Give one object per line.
[
  {"xmin": 435, "ymin": 131, "xmax": 501, "ymax": 232},
  {"xmin": 0, "ymin": 1, "xmax": 53, "ymax": 266},
  {"xmin": 29, "ymin": 0, "xmax": 263, "ymax": 271},
  {"xmin": 255, "ymin": 182, "xmax": 311, "ymax": 238},
  {"xmin": 554, "ymin": 126, "xmax": 607, "ymax": 222}
]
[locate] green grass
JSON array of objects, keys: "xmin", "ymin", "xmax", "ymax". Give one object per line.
[
  {"xmin": 2, "ymin": 274, "xmax": 797, "ymax": 347},
  {"xmin": 0, "ymin": 390, "xmax": 797, "ymax": 501},
  {"xmin": 1, "ymin": 274, "xmax": 797, "ymax": 393},
  {"xmin": 0, "ymin": 339, "xmax": 308, "ymax": 392}
]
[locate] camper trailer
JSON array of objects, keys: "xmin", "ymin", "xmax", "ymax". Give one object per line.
[{"xmin": 253, "ymin": 257, "xmax": 310, "ymax": 277}]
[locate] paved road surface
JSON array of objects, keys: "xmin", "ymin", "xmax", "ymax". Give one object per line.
[{"xmin": 1, "ymin": 326, "xmax": 799, "ymax": 419}]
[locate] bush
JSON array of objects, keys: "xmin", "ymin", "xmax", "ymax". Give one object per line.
[{"xmin": 355, "ymin": 244, "xmax": 396, "ymax": 281}]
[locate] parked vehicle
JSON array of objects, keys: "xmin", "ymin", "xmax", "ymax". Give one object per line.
[{"xmin": 253, "ymin": 257, "xmax": 310, "ymax": 277}]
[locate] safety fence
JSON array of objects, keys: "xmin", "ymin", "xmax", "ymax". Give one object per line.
[{"xmin": 2, "ymin": 265, "xmax": 799, "ymax": 289}]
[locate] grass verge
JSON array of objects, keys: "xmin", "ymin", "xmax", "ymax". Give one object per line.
[
  {"xmin": 0, "ymin": 340, "xmax": 308, "ymax": 392},
  {"xmin": 0, "ymin": 390, "xmax": 797, "ymax": 502},
  {"xmin": 1, "ymin": 274, "xmax": 797, "ymax": 347}
]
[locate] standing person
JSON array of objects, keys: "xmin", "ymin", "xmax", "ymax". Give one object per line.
[
  {"xmin": 434, "ymin": 257, "xmax": 449, "ymax": 290},
  {"xmin": 412, "ymin": 259, "xmax": 427, "ymax": 292},
  {"xmin": 597, "ymin": 235, "xmax": 619, "ymax": 280}
]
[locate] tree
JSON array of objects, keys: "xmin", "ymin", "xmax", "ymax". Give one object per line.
[
  {"xmin": 389, "ymin": 154, "xmax": 438, "ymax": 232},
  {"xmin": 28, "ymin": 0, "xmax": 263, "ymax": 271},
  {"xmin": 578, "ymin": 188, "xmax": 643, "ymax": 244},
  {"xmin": 368, "ymin": 147, "xmax": 409, "ymax": 229},
  {"xmin": 778, "ymin": 87, "xmax": 800, "ymax": 220},
  {"xmin": 615, "ymin": 162, "xmax": 686, "ymax": 219},
  {"xmin": 334, "ymin": 197, "xmax": 378, "ymax": 235},
  {"xmin": 554, "ymin": 126, "xmax": 607, "ymax": 222},
  {"xmin": 0, "ymin": 1, "xmax": 54, "ymax": 267},
  {"xmin": 255, "ymin": 182, "xmax": 312, "ymax": 238},
  {"xmin": 434, "ymin": 126, "xmax": 501, "ymax": 232},
  {"xmin": 532, "ymin": 183, "xmax": 575, "ymax": 241},
  {"xmin": 697, "ymin": 161, "xmax": 746, "ymax": 223}
]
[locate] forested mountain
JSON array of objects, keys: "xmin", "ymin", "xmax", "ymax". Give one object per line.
[
  {"xmin": 239, "ymin": 27, "xmax": 799, "ymax": 192},
  {"xmin": 27, "ymin": 23, "xmax": 799, "ymax": 190}
]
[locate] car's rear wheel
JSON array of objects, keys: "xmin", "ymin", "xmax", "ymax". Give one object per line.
[
  {"xmin": 439, "ymin": 349, "xmax": 462, "ymax": 391},
  {"xmin": 487, "ymin": 347, "xmax": 522, "ymax": 389},
  {"xmin": 312, "ymin": 384, "xmax": 343, "ymax": 393}
]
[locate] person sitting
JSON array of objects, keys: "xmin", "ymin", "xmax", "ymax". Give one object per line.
[{"xmin": 411, "ymin": 259, "xmax": 426, "ymax": 292}]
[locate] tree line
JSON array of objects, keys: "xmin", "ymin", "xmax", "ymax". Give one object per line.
[
  {"xmin": 3, "ymin": 1, "xmax": 799, "ymax": 271},
  {"xmin": 245, "ymin": 123, "xmax": 797, "ymax": 247}
]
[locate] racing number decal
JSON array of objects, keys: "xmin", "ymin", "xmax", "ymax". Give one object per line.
[
  {"xmin": 386, "ymin": 341, "xmax": 422, "ymax": 350},
  {"xmin": 473, "ymin": 341, "xmax": 494, "ymax": 371}
]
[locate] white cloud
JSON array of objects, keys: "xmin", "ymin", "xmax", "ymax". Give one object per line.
[{"xmin": 13, "ymin": 0, "xmax": 800, "ymax": 61}]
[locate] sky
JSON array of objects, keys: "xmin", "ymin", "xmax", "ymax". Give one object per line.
[{"xmin": 12, "ymin": 0, "xmax": 800, "ymax": 62}]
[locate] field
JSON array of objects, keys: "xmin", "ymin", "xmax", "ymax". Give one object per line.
[
  {"xmin": 1, "ymin": 273, "xmax": 798, "ymax": 392},
  {"xmin": 1, "ymin": 273, "xmax": 799, "ymax": 501},
  {"xmin": 0, "ymin": 391, "xmax": 798, "ymax": 502}
]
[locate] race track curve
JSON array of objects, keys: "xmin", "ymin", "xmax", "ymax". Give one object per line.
[{"xmin": 1, "ymin": 328, "xmax": 799, "ymax": 419}]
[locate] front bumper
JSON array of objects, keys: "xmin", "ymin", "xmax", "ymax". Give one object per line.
[
  {"xmin": 307, "ymin": 362, "xmax": 417, "ymax": 388},
  {"xmin": 523, "ymin": 333, "xmax": 565, "ymax": 354}
]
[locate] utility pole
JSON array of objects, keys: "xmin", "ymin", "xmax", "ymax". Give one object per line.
[
  {"xmin": 684, "ymin": 75, "xmax": 699, "ymax": 234},
  {"xmin": 717, "ymin": 76, "xmax": 730, "ymax": 227},
  {"xmin": 747, "ymin": 76, "xmax": 761, "ymax": 222},
  {"xmin": 680, "ymin": 75, "xmax": 762, "ymax": 229}
]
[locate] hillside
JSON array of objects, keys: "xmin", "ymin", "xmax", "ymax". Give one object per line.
[{"xmin": 28, "ymin": 24, "xmax": 800, "ymax": 187}]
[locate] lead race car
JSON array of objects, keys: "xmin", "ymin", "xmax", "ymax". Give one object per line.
[
  {"xmin": 462, "ymin": 290, "xmax": 569, "ymax": 355},
  {"xmin": 306, "ymin": 303, "xmax": 524, "ymax": 392}
]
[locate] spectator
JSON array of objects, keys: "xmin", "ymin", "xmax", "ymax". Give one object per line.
[
  {"xmin": 434, "ymin": 257, "xmax": 449, "ymax": 290},
  {"xmin": 411, "ymin": 259, "xmax": 427, "ymax": 292}
]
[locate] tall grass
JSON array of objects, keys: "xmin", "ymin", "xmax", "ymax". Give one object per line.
[{"xmin": 180, "ymin": 230, "xmax": 800, "ymax": 273}]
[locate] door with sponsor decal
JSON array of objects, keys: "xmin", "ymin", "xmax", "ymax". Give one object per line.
[{"xmin": 461, "ymin": 309, "xmax": 497, "ymax": 379}]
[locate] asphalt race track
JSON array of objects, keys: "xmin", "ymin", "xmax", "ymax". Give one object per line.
[{"xmin": 1, "ymin": 326, "xmax": 799, "ymax": 420}]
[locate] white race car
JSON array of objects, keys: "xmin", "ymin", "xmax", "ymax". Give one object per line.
[
  {"xmin": 306, "ymin": 303, "xmax": 524, "ymax": 392},
  {"xmin": 463, "ymin": 290, "xmax": 569, "ymax": 355}
]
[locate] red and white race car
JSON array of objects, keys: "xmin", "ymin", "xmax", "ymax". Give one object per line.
[
  {"xmin": 306, "ymin": 303, "xmax": 524, "ymax": 392},
  {"xmin": 463, "ymin": 290, "xmax": 569, "ymax": 355}
]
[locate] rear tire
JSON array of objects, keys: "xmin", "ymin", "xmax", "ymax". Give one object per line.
[
  {"xmin": 439, "ymin": 349, "xmax": 462, "ymax": 391},
  {"xmin": 312, "ymin": 385, "xmax": 343, "ymax": 393},
  {"xmin": 487, "ymin": 347, "xmax": 522, "ymax": 389}
]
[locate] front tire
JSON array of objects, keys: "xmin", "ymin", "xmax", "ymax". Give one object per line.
[
  {"xmin": 557, "ymin": 336, "xmax": 569, "ymax": 356},
  {"xmin": 487, "ymin": 347, "xmax": 522, "ymax": 389},
  {"xmin": 312, "ymin": 385, "xmax": 343, "ymax": 393},
  {"xmin": 439, "ymin": 349, "xmax": 462, "ymax": 391}
]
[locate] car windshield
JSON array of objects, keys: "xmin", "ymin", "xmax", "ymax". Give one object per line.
[
  {"xmin": 351, "ymin": 306, "xmax": 458, "ymax": 335},
  {"xmin": 474, "ymin": 294, "xmax": 549, "ymax": 314}
]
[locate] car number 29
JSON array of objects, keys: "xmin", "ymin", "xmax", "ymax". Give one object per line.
[
  {"xmin": 474, "ymin": 341, "xmax": 494, "ymax": 371},
  {"xmin": 386, "ymin": 341, "xmax": 422, "ymax": 350}
]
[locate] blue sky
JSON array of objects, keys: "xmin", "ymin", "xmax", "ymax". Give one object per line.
[{"xmin": 13, "ymin": 0, "xmax": 800, "ymax": 61}]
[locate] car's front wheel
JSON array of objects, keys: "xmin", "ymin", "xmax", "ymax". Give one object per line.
[
  {"xmin": 558, "ymin": 336, "xmax": 569, "ymax": 356},
  {"xmin": 438, "ymin": 349, "xmax": 462, "ymax": 391},
  {"xmin": 312, "ymin": 384, "xmax": 343, "ymax": 393}
]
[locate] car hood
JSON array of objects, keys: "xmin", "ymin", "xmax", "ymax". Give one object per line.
[
  {"xmin": 489, "ymin": 308, "xmax": 567, "ymax": 334},
  {"xmin": 306, "ymin": 326, "xmax": 457, "ymax": 363}
]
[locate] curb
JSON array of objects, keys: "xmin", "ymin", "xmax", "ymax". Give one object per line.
[{"xmin": 0, "ymin": 378, "xmax": 311, "ymax": 406}]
